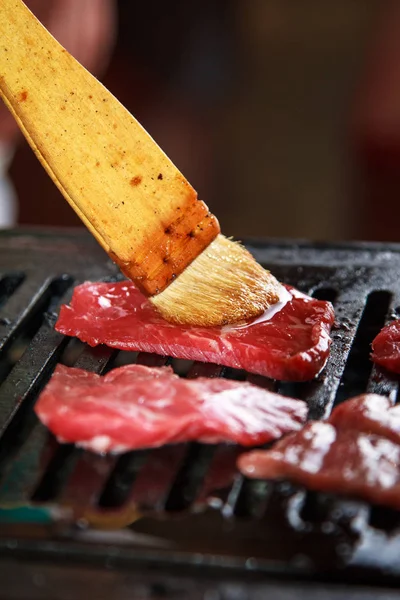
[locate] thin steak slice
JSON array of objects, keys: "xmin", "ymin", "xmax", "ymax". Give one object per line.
[
  {"xmin": 34, "ymin": 364, "xmax": 308, "ymax": 453},
  {"xmin": 329, "ymin": 393, "xmax": 400, "ymax": 444},
  {"xmin": 237, "ymin": 422, "xmax": 400, "ymax": 510},
  {"xmin": 371, "ymin": 319, "xmax": 400, "ymax": 374},
  {"xmin": 55, "ymin": 282, "xmax": 334, "ymax": 382}
]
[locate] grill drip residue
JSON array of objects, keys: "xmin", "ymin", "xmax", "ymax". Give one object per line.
[{"xmin": 1, "ymin": 230, "xmax": 400, "ymax": 590}]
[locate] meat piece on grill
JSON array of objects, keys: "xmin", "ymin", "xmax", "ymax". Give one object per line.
[
  {"xmin": 34, "ymin": 364, "xmax": 308, "ymax": 453},
  {"xmin": 237, "ymin": 422, "xmax": 400, "ymax": 510},
  {"xmin": 55, "ymin": 281, "xmax": 335, "ymax": 382},
  {"xmin": 329, "ymin": 393, "xmax": 400, "ymax": 444},
  {"xmin": 371, "ymin": 319, "xmax": 400, "ymax": 374}
]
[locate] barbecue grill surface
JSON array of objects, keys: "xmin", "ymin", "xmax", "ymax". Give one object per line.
[{"xmin": 1, "ymin": 228, "xmax": 400, "ymax": 599}]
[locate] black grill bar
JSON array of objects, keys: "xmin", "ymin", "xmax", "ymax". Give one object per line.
[
  {"xmin": 0, "ymin": 327, "xmax": 67, "ymax": 435},
  {"xmin": 98, "ymin": 450, "xmax": 149, "ymax": 509},
  {"xmin": 0, "ymin": 421, "xmax": 51, "ymax": 505},
  {"xmin": 57, "ymin": 452, "xmax": 118, "ymax": 514},
  {"xmin": 73, "ymin": 344, "xmax": 116, "ymax": 374},
  {"xmin": 186, "ymin": 362, "xmax": 225, "ymax": 379},
  {"xmin": 0, "ymin": 277, "xmax": 77, "ymax": 486},
  {"xmin": 232, "ymin": 477, "xmax": 272, "ymax": 519},
  {"xmin": 0, "ymin": 276, "xmax": 71, "ymax": 356},
  {"xmin": 128, "ymin": 445, "xmax": 188, "ymax": 511},
  {"xmin": 194, "ymin": 445, "xmax": 242, "ymax": 513},
  {"xmin": 335, "ymin": 290, "xmax": 393, "ymax": 405},
  {"xmin": 164, "ymin": 444, "xmax": 215, "ymax": 512},
  {"xmin": 31, "ymin": 445, "xmax": 78, "ymax": 503}
]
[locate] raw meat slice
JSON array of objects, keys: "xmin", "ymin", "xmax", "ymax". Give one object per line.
[
  {"xmin": 55, "ymin": 282, "xmax": 334, "ymax": 382},
  {"xmin": 237, "ymin": 422, "xmax": 400, "ymax": 510},
  {"xmin": 34, "ymin": 364, "xmax": 308, "ymax": 453},
  {"xmin": 329, "ymin": 393, "xmax": 400, "ymax": 444},
  {"xmin": 371, "ymin": 319, "xmax": 400, "ymax": 374}
]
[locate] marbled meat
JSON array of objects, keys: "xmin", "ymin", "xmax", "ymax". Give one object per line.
[
  {"xmin": 329, "ymin": 393, "xmax": 400, "ymax": 444},
  {"xmin": 237, "ymin": 421, "xmax": 400, "ymax": 510},
  {"xmin": 34, "ymin": 364, "xmax": 308, "ymax": 453},
  {"xmin": 371, "ymin": 319, "xmax": 400, "ymax": 374},
  {"xmin": 55, "ymin": 282, "xmax": 334, "ymax": 382}
]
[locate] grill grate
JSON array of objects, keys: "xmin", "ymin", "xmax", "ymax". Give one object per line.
[{"xmin": 1, "ymin": 229, "xmax": 400, "ymax": 593}]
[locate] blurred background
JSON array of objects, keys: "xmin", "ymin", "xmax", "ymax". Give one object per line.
[{"xmin": 2, "ymin": 0, "xmax": 400, "ymax": 242}]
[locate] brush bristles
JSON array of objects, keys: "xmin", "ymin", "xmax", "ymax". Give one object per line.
[{"xmin": 150, "ymin": 234, "xmax": 283, "ymax": 327}]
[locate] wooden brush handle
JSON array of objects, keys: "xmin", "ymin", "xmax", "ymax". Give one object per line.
[{"xmin": 0, "ymin": 0, "xmax": 220, "ymax": 295}]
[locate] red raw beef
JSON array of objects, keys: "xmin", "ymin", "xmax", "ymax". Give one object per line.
[
  {"xmin": 55, "ymin": 282, "xmax": 334, "ymax": 381},
  {"xmin": 237, "ymin": 422, "xmax": 400, "ymax": 510},
  {"xmin": 34, "ymin": 364, "xmax": 308, "ymax": 453},
  {"xmin": 329, "ymin": 393, "xmax": 400, "ymax": 444},
  {"xmin": 371, "ymin": 319, "xmax": 400, "ymax": 374}
]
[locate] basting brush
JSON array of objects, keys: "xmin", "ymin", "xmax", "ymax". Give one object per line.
[{"xmin": 0, "ymin": 0, "xmax": 283, "ymax": 326}]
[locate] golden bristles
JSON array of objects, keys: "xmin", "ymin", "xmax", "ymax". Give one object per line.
[{"xmin": 150, "ymin": 234, "xmax": 283, "ymax": 327}]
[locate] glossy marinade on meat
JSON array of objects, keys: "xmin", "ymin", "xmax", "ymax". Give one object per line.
[
  {"xmin": 329, "ymin": 393, "xmax": 400, "ymax": 443},
  {"xmin": 238, "ymin": 421, "xmax": 400, "ymax": 510},
  {"xmin": 55, "ymin": 281, "xmax": 335, "ymax": 382}
]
